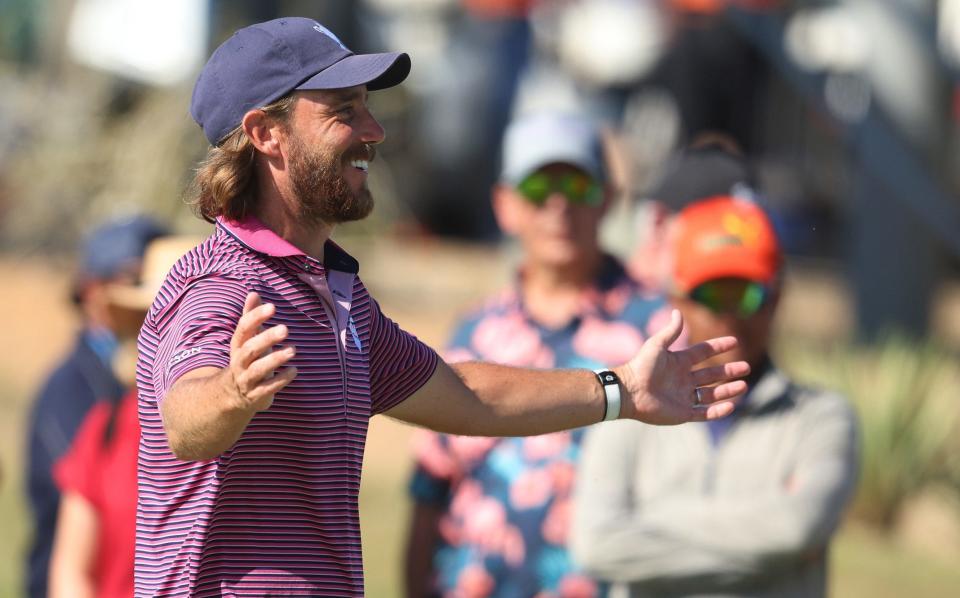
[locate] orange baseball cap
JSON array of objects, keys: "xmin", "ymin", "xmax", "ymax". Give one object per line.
[{"xmin": 671, "ymin": 196, "xmax": 782, "ymax": 294}]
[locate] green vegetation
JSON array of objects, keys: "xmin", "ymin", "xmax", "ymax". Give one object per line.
[{"xmin": 781, "ymin": 336, "xmax": 960, "ymax": 529}]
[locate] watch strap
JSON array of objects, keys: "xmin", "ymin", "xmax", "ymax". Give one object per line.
[{"xmin": 593, "ymin": 368, "xmax": 622, "ymax": 422}]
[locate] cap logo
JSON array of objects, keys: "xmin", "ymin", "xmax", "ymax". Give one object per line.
[
  {"xmin": 312, "ymin": 23, "xmax": 347, "ymax": 50},
  {"xmin": 699, "ymin": 233, "xmax": 744, "ymax": 253},
  {"xmin": 721, "ymin": 213, "xmax": 761, "ymax": 248}
]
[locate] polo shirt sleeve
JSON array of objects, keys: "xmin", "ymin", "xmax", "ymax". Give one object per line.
[
  {"xmin": 53, "ymin": 402, "xmax": 111, "ymax": 507},
  {"xmin": 367, "ymin": 299, "xmax": 439, "ymax": 416},
  {"xmin": 155, "ymin": 275, "xmax": 249, "ymax": 397}
]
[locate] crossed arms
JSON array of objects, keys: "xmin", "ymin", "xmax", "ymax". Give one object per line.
[{"xmin": 569, "ymin": 397, "xmax": 859, "ymax": 591}]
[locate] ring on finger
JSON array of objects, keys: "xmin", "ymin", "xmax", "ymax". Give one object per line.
[{"xmin": 694, "ymin": 387, "xmax": 703, "ymax": 406}]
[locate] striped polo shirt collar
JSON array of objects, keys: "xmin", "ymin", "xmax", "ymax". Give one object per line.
[{"xmin": 217, "ymin": 215, "xmax": 360, "ymax": 274}]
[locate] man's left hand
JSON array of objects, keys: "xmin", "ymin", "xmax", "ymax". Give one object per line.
[{"xmin": 615, "ymin": 309, "xmax": 750, "ymax": 424}]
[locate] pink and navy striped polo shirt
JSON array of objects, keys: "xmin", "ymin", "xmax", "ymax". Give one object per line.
[{"xmin": 135, "ymin": 216, "xmax": 438, "ymax": 597}]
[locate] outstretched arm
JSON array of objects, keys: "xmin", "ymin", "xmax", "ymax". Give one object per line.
[
  {"xmin": 161, "ymin": 297, "xmax": 749, "ymax": 458},
  {"xmin": 385, "ymin": 309, "xmax": 750, "ymax": 435}
]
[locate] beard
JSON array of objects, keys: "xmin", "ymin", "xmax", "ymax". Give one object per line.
[{"xmin": 286, "ymin": 133, "xmax": 375, "ymax": 225}]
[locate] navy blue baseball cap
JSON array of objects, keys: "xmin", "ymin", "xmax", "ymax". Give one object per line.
[{"xmin": 191, "ymin": 17, "xmax": 411, "ymax": 146}]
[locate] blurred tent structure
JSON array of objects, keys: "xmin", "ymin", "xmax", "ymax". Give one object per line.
[
  {"xmin": 66, "ymin": 0, "xmax": 208, "ymax": 87},
  {"xmin": 728, "ymin": 0, "xmax": 960, "ymax": 340}
]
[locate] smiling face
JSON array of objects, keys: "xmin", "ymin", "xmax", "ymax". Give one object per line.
[{"xmin": 281, "ymin": 86, "xmax": 385, "ymax": 224}]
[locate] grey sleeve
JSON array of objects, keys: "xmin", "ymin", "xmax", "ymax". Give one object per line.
[{"xmin": 570, "ymin": 394, "xmax": 860, "ymax": 588}]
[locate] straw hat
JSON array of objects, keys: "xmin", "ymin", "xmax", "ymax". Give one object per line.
[{"xmin": 104, "ymin": 235, "xmax": 203, "ymax": 312}]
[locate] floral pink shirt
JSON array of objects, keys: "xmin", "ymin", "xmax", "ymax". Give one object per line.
[{"xmin": 410, "ymin": 256, "xmax": 670, "ymax": 598}]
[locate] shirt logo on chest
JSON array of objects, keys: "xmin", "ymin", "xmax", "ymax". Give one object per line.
[{"xmin": 348, "ymin": 317, "xmax": 362, "ymax": 352}]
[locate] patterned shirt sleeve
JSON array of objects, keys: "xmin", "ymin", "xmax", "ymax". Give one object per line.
[
  {"xmin": 153, "ymin": 275, "xmax": 249, "ymax": 399},
  {"xmin": 368, "ymin": 299, "xmax": 439, "ymax": 415}
]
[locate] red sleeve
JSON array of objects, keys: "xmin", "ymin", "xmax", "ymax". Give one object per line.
[
  {"xmin": 53, "ymin": 402, "xmax": 111, "ymax": 506},
  {"xmin": 367, "ymin": 299, "xmax": 439, "ymax": 416}
]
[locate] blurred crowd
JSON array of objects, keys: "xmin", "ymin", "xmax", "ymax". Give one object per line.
[
  {"xmin": 403, "ymin": 112, "xmax": 859, "ymax": 597},
  {"xmin": 2, "ymin": 1, "xmax": 959, "ymax": 597},
  {"xmin": 2, "ymin": 0, "xmax": 960, "ymax": 339}
]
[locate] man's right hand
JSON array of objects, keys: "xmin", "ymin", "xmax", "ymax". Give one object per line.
[
  {"xmin": 161, "ymin": 292, "xmax": 298, "ymax": 461},
  {"xmin": 227, "ymin": 292, "xmax": 298, "ymax": 413}
]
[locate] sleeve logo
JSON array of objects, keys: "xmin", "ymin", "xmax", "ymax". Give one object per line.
[{"xmin": 169, "ymin": 347, "xmax": 203, "ymax": 366}]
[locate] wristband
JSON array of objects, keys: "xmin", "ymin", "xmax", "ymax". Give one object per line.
[{"xmin": 593, "ymin": 369, "xmax": 622, "ymax": 422}]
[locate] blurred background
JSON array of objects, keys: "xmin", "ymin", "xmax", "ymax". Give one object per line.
[{"xmin": 1, "ymin": 0, "xmax": 960, "ymax": 596}]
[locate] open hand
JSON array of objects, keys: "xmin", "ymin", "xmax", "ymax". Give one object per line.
[
  {"xmin": 615, "ymin": 309, "xmax": 749, "ymax": 424},
  {"xmin": 227, "ymin": 292, "xmax": 297, "ymax": 413}
]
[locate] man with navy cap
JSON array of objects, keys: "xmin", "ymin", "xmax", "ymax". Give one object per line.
[
  {"xmin": 25, "ymin": 215, "xmax": 165, "ymax": 598},
  {"xmin": 137, "ymin": 18, "xmax": 750, "ymax": 597}
]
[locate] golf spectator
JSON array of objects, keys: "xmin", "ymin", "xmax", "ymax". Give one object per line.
[
  {"xmin": 571, "ymin": 196, "xmax": 859, "ymax": 598},
  {"xmin": 24, "ymin": 215, "xmax": 165, "ymax": 598},
  {"xmin": 628, "ymin": 133, "xmax": 756, "ymax": 290},
  {"xmin": 48, "ymin": 236, "xmax": 197, "ymax": 598},
  {"xmin": 404, "ymin": 112, "xmax": 672, "ymax": 597}
]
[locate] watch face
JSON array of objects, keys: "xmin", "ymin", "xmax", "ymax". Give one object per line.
[{"xmin": 596, "ymin": 370, "xmax": 619, "ymax": 386}]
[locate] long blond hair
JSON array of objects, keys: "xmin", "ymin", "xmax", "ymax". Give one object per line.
[{"xmin": 188, "ymin": 95, "xmax": 296, "ymax": 222}]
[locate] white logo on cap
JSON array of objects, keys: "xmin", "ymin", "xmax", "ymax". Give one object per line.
[{"xmin": 313, "ymin": 23, "xmax": 347, "ymax": 50}]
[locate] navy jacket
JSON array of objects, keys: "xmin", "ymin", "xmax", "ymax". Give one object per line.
[{"xmin": 25, "ymin": 333, "xmax": 124, "ymax": 598}]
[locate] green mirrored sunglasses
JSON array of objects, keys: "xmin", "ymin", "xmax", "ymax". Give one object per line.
[
  {"xmin": 516, "ymin": 170, "xmax": 603, "ymax": 206},
  {"xmin": 689, "ymin": 279, "xmax": 770, "ymax": 318}
]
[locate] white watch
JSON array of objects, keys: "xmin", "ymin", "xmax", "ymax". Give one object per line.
[{"xmin": 593, "ymin": 369, "xmax": 622, "ymax": 422}]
